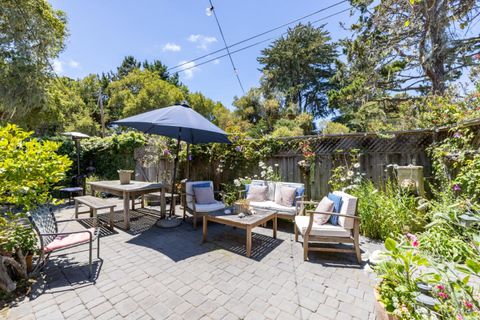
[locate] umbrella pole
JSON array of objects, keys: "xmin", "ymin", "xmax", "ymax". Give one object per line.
[
  {"xmin": 186, "ymin": 143, "xmax": 190, "ymax": 179},
  {"xmin": 169, "ymin": 130, "xmax": 181, "ymax": 217},
  {"xmin": 75, "ymin": 139, "xmax": 81, "ymax": 176}
]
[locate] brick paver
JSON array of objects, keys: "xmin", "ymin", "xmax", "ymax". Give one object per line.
[{"xmin": 2, "ymin": 200, "xmax": 381, "ymax": 319}]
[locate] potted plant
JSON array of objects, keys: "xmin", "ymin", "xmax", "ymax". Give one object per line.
[{"xmin": 118, "ymin": 169, "xmax": 134, "ymax": 184}]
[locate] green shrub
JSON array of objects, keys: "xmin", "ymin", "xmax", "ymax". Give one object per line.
[
  {"xmin": 0, "ymin": 124, "xmax": 72, "ymax": 210},
  {"xmin": 351, "ymin": 180, "xmax": 427, "ymax": 240}
]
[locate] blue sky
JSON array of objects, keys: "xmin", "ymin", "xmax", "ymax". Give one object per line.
[{"xmin": 48, "ymin": 0, "xmax": 353, "ymax": 110}]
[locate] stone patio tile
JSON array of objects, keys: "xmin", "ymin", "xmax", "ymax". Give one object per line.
[{"xmin": 4, "ymin": 203, "xmax": 382, "ymax": 320}]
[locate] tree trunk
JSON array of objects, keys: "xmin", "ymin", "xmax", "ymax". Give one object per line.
[{"xmin": 0, "ymin": 249, "xmax": 28, "ymax": 293}]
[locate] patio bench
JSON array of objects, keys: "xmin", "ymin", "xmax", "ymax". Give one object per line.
[{"xmin": 74, "ymin": 195, "xmax": 115, "ymax": 228}]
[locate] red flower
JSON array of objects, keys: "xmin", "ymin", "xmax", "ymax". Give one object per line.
[
  {"xmin": 436, "ymin": 284, "xmax": 445, "ymax": 291},
  {"xmin": 438, "ymin": 292, "xmax": 449, "ymax": 299},
  {"xmin": 464, "ymin": 300, "xmax": 473, "ymax": 309}
]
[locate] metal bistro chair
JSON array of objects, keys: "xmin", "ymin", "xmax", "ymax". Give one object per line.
[{"xmin": 28, "ymin": 205, "xmax": 101, "ymax": 278}]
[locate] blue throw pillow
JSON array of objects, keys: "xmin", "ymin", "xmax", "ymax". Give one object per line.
[
  {"xmin": 327, "ymin": 193, "xmax": 343, "ymax": 225},
  {"xmin": 294, "ymin": 186, "xmax": 305, "ymax": 205},
  {"xmin": 192, "ymin": 182, "xmax": 211, "ymax": 189}
]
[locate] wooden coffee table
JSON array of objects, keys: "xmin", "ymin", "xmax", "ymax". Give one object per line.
[{"xmin": 202, "ymin": 210, "xmax": 277, "ymax": 257}]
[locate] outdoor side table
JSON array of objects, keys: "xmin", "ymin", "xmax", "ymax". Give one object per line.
[
  {"xmin": 60, "ymin": 187, "xmax": 84, "ymax": 205},
  {"xmin": 202, "ymin": 210, "xmax": 277, "ymax": 257}
]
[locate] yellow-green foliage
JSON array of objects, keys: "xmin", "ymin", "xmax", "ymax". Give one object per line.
[{"xmin": 0, "ymin": 124, "xmax": 72, "ymax": 210}]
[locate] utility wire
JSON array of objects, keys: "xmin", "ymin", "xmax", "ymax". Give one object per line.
[
  {"xmin": 208, "ymin": 0, "xmax": 246, "ymax": 94},
  {"xmin": 176, "ymin": 8, "xmax": 351, "ymax": 73},
  {"xmin": 168, "ymin": 0, "xmax": 348, "ymax": 72}
]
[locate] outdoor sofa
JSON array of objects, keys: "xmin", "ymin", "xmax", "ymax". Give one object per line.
[{"xmin": 239, "ymin": 180, "xmax": 305, "ymax": 221}]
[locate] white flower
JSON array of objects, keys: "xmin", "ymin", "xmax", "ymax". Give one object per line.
[
  {"xmin": 259, "ymin": 161, "xmax": 266, "ymax": 168},
  {"xmin": 274, "ymin": 163, "xmax": 279, "ymax": 167},
  {"xmin": 260, "ymin": 171, "xmax": 266, "ymax": 178},
  {"xmin": 234, "ymin": 179, "xmax": 241, "ymax": 187},
  {"xmin": 347, "ymin": 170, "xmax": 354, "ymax": 177},
  {"xmin": 354, "ymin": 163, "xmax": 360, "ymax": 168},
  {"xmin": 340, "ymin": 177, "xmax": 346, "ymax": 182},
  {"xmin": 254, "ymin": 174, "xmax": 258, "ymax": 178}
]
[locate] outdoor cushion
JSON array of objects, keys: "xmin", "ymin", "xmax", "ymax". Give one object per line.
[
  {"xmin": 186, "ymin": 181, "xmax": 213, "ymax": 204},
  {"xmin": 275, "ymin": 182, "xmax": 305, "ymax": 205},
  {"xmin": 266, "ymin": 181, "xmax": 276, "ymax": 201},
  {"xmin": 314, "ymin": 197, "xmax": 335, "ymax": 224},
  {"xmin": 249, "ymin": 201, "xmax": 296, "ymax": 214},
  {"xmin": 333, "ymin": 191, "xmax": 358, "ymax": 229},
  {"xmin": 187, "ymin": 201, "xmax": 225, "ymax": 212},
  {"xmin": 327, "ymin": 193, "xmax": 343, "ymax": 225},
  {"xmin": 278, "ymin": 185, "xmax": 297, "ymax": 207},
  {"xmin": 245, "ymin": 180, "xmax": 266, "ymax": 198},
  {"xmin": 295, "ymin": 216, "xmax": 351, "ymax": 238},
  {"xmin": 44, "ymin": 228, "xmax": 96, "ymax": 253},
  {"xmin": 193, "ymin": 186, "xmax": 216, "ymax": 204},
  {"xmin": 247, "ymin": 185, "xmax": 268, "ymax": 201}
]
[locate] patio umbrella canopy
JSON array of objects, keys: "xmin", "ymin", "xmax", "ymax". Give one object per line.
[{"xmin": 112, "ymin": 103, "xmax": 230, "ymax": 220}]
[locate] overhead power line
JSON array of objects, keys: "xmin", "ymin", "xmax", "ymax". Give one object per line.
[
  {"xmin": 168, "ymin": 0, "xmax": 349, "ymax": 72},
  {"xmin": 175, "ymin": 8, "xmax": 351, "ymax": 73},
  {"xmin": 208, "ymin": 0, "xmax": 246, "ymax": 94}
]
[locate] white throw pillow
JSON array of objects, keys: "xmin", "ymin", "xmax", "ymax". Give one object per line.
[
  {"xmin": 278, "ymin": 186, "xmax": 297, "ymax": 207},
  {"xmin": 246, "ymin": 185, "xmax": 268, "ymax": 201},
  {"xmin": 314, "ymin": 197, "xmax": 335, "ymax": 224}
]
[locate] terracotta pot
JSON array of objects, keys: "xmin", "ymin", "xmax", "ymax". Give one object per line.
[
  {"xmin": 118, "ymin": 170, "xmax": 133, "ymax": 184},
  {"xmin": 26, "ymin": 253, "xmax": 34, "ymax": 273},
  {"xmin": 374, "ymin": 288, "xmax": 399, "ymax": 320}
]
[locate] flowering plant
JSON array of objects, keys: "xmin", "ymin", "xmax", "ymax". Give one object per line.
[
  {"xmin": 300, "ymin": 141, "xmax": 316, "ymax": 163},
  {"xmin": 375, "ymin": 236, "xmax": 480, "ymax": 319}
]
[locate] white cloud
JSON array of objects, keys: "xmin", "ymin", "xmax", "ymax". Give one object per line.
[
  {"xmin": 213, "ymin": 59, "xmax": 220, "ymax": 65},
  {"xmin": 52, "ymin": 59, "xmax": 63, "ymax": 74},
  {"xmin": 162, "ymin": 42, "xmax": 181, "ymax": 52},
  {"xmin": 178, "ymin": 60, "xmax": 198, "ymax": 80},
  {"xmin": 67, "ymin": 59, "xmax": 80, "ymax": 68},
  {"xmin": 188, "ymin": 34, "xmax": 217, "ymax": 50}
]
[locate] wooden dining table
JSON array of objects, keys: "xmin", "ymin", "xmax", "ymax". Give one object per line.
[{"xmin": 88, "ymin": 180, "xmax": 166, "ymax": 230}]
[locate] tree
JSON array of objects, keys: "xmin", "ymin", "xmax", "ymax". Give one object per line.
[
  {"xmin": 258, "ymin": 23, "xmax": 337, "ymax": 117},
  {"xmin": 115, "ymin": 56, "xmax": 141, "ymax": 79},
  {"xmin": 187, "ymin": 92, "xmax": 232, "ymax": 129},
  {"xmin": 143, "ymin": 59, "xmax": 181, "ymax": 87},
  {"xmin": 0, "ymin": 0, "xmax": 67, "ymax": 121},
  {"xmin": 107, "ymin": 69, "xmax": 185, "ymax": 118},
  {"xmin": 20, "ymin": 78, "xmax": 99, "ymax": 135},
  {"xmin": 329, "ymin": 0, "xmax": 480, "ymax": 130}
]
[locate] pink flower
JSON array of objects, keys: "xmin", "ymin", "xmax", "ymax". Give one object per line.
[
  {"xmin": 412, "ymin": 240, "xmax": 419, "ymax": 247},
  {"xmin": 464, "ymin": 300, "xmax": 473, "ymax": 309},
  {"xmin": 406, "ymin": 233, "xmax": 419, "ymax": 247},
  {"xmin": 436, "ymin": 284, "xmax": 445, "ymax": 291},
  {"xmin": 453, "ymin": 184, "xmax": 461, "ymax": 192},
  {"xmin": 438, "ymin": 292, "xmax": 449, "ymax": 299},
  {"xmin": 456, "ymin": 314, "xmax": 463, "ymax": 320}
]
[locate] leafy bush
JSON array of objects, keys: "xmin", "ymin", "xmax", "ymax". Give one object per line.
[
  {"xmin": 351, "ymin": 180, "xmax": 427, "ymax": 240},
  {"xmin": 375, "ymin": 236, "xmax": 480, "ymax": 320},
  {"xmin": 0, "ymin": 124, "xmax": 71, "ymax": 293},
  {"xmin": 0, "ymin": 124, "xmax": 72, "ymax": 210},
  {"xmin": 418, "ymin": 192, "xmax": 480, "ymax": 264},
  {"xmin": 81, "ymin": 131, "xmax": 146, "ymax": 179}
]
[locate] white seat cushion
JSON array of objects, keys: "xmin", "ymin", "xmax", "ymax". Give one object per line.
[
  {"xmin": 187, "ymin": 201, "xmax": 225, "ymax": 213},
  {"xmin": 295, "ymin": 216, "xmax": 351, "ymax": 238},
  {"xmin": 249, "ymin": 200, "xmax": 296, "ymax": 214},
  {"xmin": 332, "ymin": 191, "xmax": 357, "ymax": 229}
]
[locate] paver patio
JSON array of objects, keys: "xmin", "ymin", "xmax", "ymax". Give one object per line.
[{"xmin": 2, "ymin": 199, "xmax": 381, "ymax": 320}]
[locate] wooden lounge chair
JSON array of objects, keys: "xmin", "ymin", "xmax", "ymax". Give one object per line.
[
  {"xmin": 28, "ymin": 205, "xmax": 101, "ymax": 278},
  {"xmin": 181, "ymin": 181, "xmax": 226, "ymax": 229},
  {"xmin": 295, "ymin": 191, "xmax": 361, "ymax": 263}
]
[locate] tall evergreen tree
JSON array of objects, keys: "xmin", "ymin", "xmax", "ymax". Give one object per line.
[{"xmin": 258, "ymin": 23, "xmax": 337, "ymax": 118}]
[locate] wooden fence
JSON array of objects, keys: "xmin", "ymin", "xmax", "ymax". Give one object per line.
[{"xmin": 135, "ymin": 120, "xmax": 480, "ymax": 200}]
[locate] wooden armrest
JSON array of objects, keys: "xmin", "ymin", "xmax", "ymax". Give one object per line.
[
  {"xmin": 298, "ymin": 200, "xmax": 319, "ymax": 205},
  {"xmin": 305, "ymin": 210, "xmax": 360, "ymax": 220}
]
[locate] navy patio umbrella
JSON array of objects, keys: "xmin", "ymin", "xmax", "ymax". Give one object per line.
[{"xmin": 112, "ymin": 103, "xmax": 231, "ymax": 218}]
